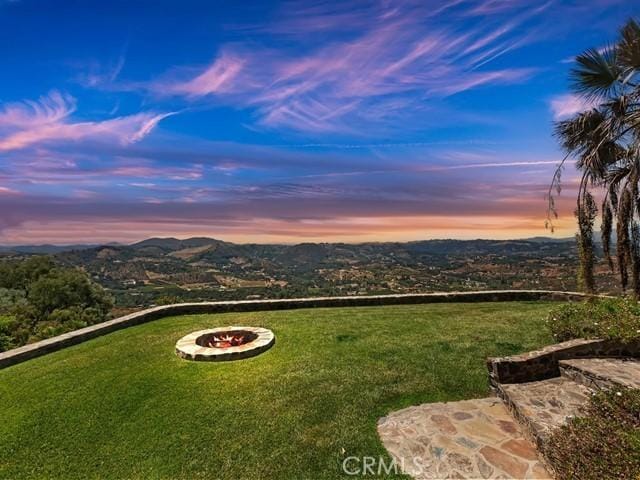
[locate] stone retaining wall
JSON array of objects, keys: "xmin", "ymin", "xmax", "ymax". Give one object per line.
[
  {"xmin": 0, "ymin": 290, "xmax": 593, "ymax": 370},
  {"xmin": 487, "ymin": 338, "xmax": 640, "ymax": 388}
]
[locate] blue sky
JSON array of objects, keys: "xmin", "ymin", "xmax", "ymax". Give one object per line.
[{"xmin": 0, "ymin": 0, "xmax": 637, "ymax": 244}]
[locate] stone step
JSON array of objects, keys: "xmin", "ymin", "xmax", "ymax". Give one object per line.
[
  {"xmin": 560, "ymin": 357, "xmax": 640, "ymax": 390},
  {"xmin": 497, "ymin": 377, "xmax": 592, "ymax": 449}
]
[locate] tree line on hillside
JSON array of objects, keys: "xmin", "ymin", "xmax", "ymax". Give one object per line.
[{"xmin": 0, "ymin": 256, "xmax": 112, "ymax": 352}]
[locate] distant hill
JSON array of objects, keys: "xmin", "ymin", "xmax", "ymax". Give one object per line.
[
  {"xmin": 522, "ymin": 236, "xmax": 576, "ymax": 243},
  {"xmin": 131, "ymin": 237, "xmax": 231, "ymax": 251},
  {"xmin": 52, "ymin": 235, "xmax": 588, "ymax": 288},
  {"xmin": 0, "ymin": 235, "xmax": 617, "ymax": 308},
  {"xmin": 0, "ymin": 244, "xmax": 114, "ymax": 254},
  {"xmin": 0, "ymin": 236, "xmax": 576, "ymax": 255}
]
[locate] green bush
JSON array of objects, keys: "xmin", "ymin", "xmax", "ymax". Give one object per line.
[
  {"xmin": 154, "ymin": 294, "xmax": 181, "ymax": 305},
  {"xmin": 546, "ymin": 297, "xmax": 640, "ymax": 342},
  {"xmin": 545, "ymin": 388, "xmax": 640, "ymax": 480}
]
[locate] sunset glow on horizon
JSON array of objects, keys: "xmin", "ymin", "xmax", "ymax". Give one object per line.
[{"xmin": 1, "ymin": 0, "xmax": 637, "ymax": 245}]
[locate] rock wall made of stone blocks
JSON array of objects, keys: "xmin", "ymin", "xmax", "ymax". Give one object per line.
[
  {"xmin": 487, "ymin": 338, "xmax": 640, "ymax": 387},
  {"xmin": 0, "ymin": 290, "xmax": 595, "ymax": 370}
]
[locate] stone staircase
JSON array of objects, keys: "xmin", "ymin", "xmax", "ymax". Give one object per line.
[
  {"xmin": 379, "ymin": 339, "xmax": 640, "ymax": 479},
  {"xmin": 493, "ymin": 347, "xmax": 640, "ymax": 456},
  {"xmin": 497, "ymin": 377, "xmax": 591, "ymax": 450}
]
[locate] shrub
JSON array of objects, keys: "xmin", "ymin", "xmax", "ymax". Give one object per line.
[
  {"xmin": 546, "ymin": 297, "xmax": 640, "ymax": 343},
  {"xmin": 545, "ymin": 388, "xmax": 640, "ymax": 480},
  {"xmin": 28, "ymin": 269, "xmax": 112, "ymax": 319},
  {"xmin": 155, "ymin": 294, "xmax": 181, "ymax": 305}
]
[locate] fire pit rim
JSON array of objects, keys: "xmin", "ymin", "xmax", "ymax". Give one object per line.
[{"xmin": 175, "ymin": 325, "xmax": 275, "ymax": 362}]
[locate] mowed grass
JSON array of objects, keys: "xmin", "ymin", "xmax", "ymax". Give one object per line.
[{"xmin": 0, "ymin": 302, "xmax": 554, "ymax": 479}]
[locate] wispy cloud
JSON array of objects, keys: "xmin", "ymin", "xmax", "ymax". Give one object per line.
[
  {"xmin": 0, "ymin": 90, "xmax": 75, "ymax": 127},
  {"xmin": 417, "ymin": 160, "xmax": 559, "ymax": 172},
  {"xmin": 465, "ymin": 0, "xmax": 532, "ymax": 15},
  {"xmin": 0, "ymin": 186, "xmax": 20, "ymax": 195},
  {"xmin": 80, "ymin": 54, "xmax": 127, "ymax": 88},
  {"xmin": 158, "ymin": 52, "xmax": 244, "ymax": 97},
  {"xmin": 135, "ymin": 1, "xmax": 543, "ymax": 133},
  {"xmin": 550, "ymin": 94, "xmax": 597, "ymax": 120},
  {"xmin": 3, "ymin": 152, "xmax": 204, "ymax": 187},
  {"xmin": 0, "ymin": 91, "xmax": 175, "ymax": 151}
]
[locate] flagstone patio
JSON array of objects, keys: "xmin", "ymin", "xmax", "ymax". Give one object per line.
[{"xmin": 377, "ymin": 397, "xmax": 551, "ymax": 479}]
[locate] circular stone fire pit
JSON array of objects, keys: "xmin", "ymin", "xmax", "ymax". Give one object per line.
[{"xmin": 175, "ymin": 326, "xmax": 275, "ymax": 362}]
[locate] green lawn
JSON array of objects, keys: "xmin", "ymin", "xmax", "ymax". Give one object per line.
[{"xmin": 0, "ymin": 302, "xmax": 554, "ymax": 479}]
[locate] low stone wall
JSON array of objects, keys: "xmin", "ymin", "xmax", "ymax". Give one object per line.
[
  {"xmin": 0, "ymin": 289, "xmax": 592, "ymax": 370},
  {"xmin": 487, "ymin": 338, "xmax": 640, "ymax": 388}
]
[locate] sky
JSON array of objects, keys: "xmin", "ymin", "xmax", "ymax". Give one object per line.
[{"xmin": 0, "ymin": 0, "xmax": 638, "ymax": 245}]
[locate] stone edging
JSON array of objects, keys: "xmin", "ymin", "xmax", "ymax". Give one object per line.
[
  {"xmin": 487, "ymin": 338, "xmax": 640, "ymax": 388},
  {"xmin": 0, "ymin": 289, "xmax": 595, "ymax": 370},
  {"xmin": 175, "ymin": 326, "xmax": 275, "ymax": 362}
]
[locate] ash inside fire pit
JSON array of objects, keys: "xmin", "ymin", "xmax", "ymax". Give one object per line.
[
  {"xmin": 176, "ymin": 326, "xmax": 275, "ymax": 362},
  {"xmin": 196, "ymin": 330, "xmax": 258, "ymax": 348}
]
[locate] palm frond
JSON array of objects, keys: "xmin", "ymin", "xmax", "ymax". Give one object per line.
[
  {"xmin": 554, "ymin": 109, "xmax": 605, "ymax": 152},
  {"xmin": 607, "ymin": 165, "xmax": 632, "ymax": 191},
  {"xmin": 571, "ymin": 47, "xmax": 620, "ymax": 100},
  {"xmin": 618, "ymin": 19, "xmax": 640, "ymax": 72}
]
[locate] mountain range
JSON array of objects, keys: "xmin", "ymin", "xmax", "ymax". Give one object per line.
[
  {"xmin": 1, "ymin": 236, "xmax": 616, "ymax": 310},
  {"xmin": 0, "ymin": 236, "xmax": 576, "ymax": 254}
]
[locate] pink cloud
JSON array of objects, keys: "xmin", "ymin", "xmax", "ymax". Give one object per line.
[
  {"xmin": 153, "ymin": 53, "xmax": 245, "ymax": 97},
  {"xmin": 465, "ymin": 0, "xmax": 533, "ymax": 15},
  {"xmin": 0, "ymin": 186, "xmax": 20, "ymax": 195},
  {"xmin": 109, "ymin": 163, "xmax": 203, "ymax": 180},
  {"xmin": 0, "ymin": 91, "xmax": 176, "ymax": 151},
  {"xmin": 129, "ymin": 112, "xmax": 177, "ymax": 142},
  {"xmin": 0, "ymin": 90, "xmax": 75, "ymax": 127},
  {"xmin": 4, "ymin": 154, "xmax": 203, "ymax": 185},
  {"xmin": 550, "ymin": 94, "xmax": 597, "ymax": 120},
  {"xmin": 173, "ymin": 54, "xmax": 244, "ymax": 96},
  {"xmin": 433, "ymin": 69, "xmax": 536, "ymax": 96}
]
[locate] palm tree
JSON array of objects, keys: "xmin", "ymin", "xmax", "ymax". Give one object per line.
[{"xmin": 548, "ymin": 19, "xmax": 640, "ymax": 296}]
